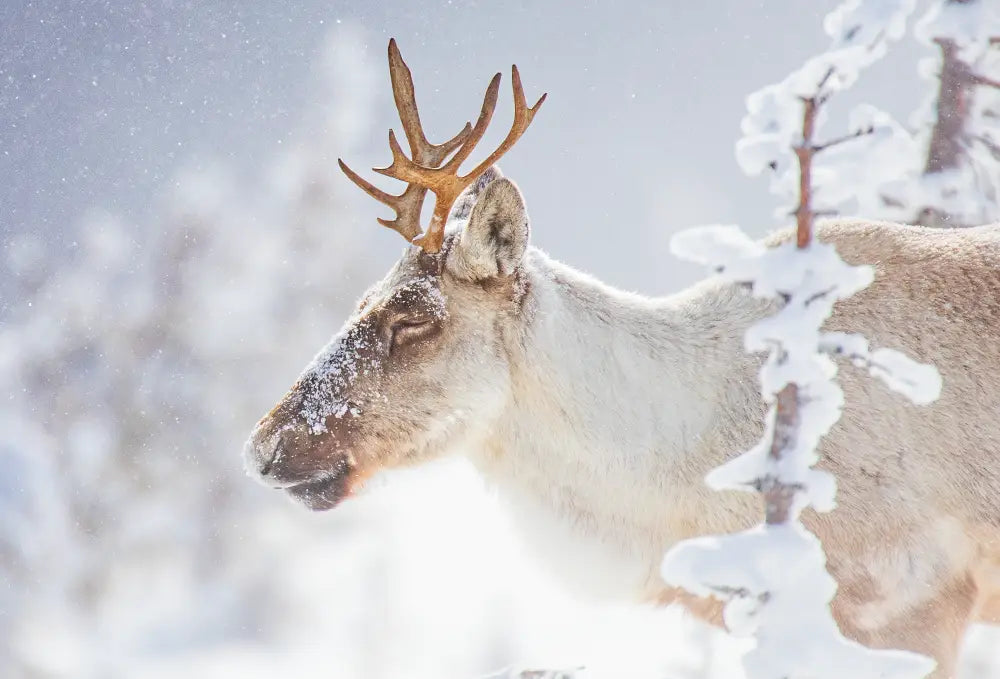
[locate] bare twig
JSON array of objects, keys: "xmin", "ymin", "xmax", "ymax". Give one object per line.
[
  {"xmin": 516, "ymin": 671, "xmax": 582, "ymax": 679},
  {"xmin": 812, "ymin": 125, "xmax": 875, "ymax": 153},
  {"xmin": 823, "ymin": 347, "xmax": 932, "ymax": 394},
  {"xmin": 972, "ymin": 133, "xmax": 1000, "ymax": 160},
  {"xmin": 971, "ymin": 72, "xmax": 1000, "ymax": 90},
  {"xmin": 815, "ymin": 65, "xmax": 836, "ymax": 98},
  {"xmin": 481, "ymin": 668, "xmax": 584, "ymax": 679},
  {"xmin": 764, "ymin": 383, "xmax": 801, "ymax": 524}
]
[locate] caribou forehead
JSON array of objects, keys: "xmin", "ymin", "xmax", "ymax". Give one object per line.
[{"xmin": 295, "ymin": 250, "xmax": 447, "ymax": 434}]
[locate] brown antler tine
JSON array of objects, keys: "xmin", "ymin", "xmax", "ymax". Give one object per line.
[
  {"xmin": 374, "ymin": 129, "xmax": 413, "ymax": 177},
  {"xmin": 371, "ymin": 129, "xmax": 435, "ymax": 184},
  {"xmin": 374, "ymin": 71, "xmax": 500, "ymax": 183},
  {"xmin": 387, "ymin": 38, "xmax": 473, "ymax": 166},
  {"xmin": 458, "ymin": 65, "xmax": 546, "ymax": 182},
  {"xmin": 441, "ymin": 72, "xmax": 502, "ymax": 173},
  {"xmin": 413, "ymin": 66, "xmax": 545, "ymax": 253},
  {"xmin": 375, "ymin": 184, "xmax": 426, "ymax": 240},
  {"xmin": 339, "ymin": 157, "xmax": 422, "ymax": 241},
  {"xmin": 341, "ymin": 39, "xmax": 545, "ymax": 254},
  {"xmin": 386, "ymin": 38, "xmax": 428, "ymax": 158},
  {"xmin": 432, "ymin": 123, "xmax": 473, "ymax": 165},
  {"xmin": 408, "ymin": 70, "xmax": 501, "ymax": 252},
  {"xmin": 338, "ymin": 158, "xmax": 395, "ymax": 205}
]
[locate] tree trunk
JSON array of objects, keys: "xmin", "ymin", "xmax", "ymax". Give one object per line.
[{"xmin": 917, "ymin": 0, "xmax": 996, "ymax": 227}]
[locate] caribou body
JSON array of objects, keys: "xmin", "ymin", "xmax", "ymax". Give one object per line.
[{"xmin": 245, "ymin": 40, "xmax": 1000, "ymax": 678}]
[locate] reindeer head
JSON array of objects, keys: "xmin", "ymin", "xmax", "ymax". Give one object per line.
[{"xmin": 244, "ymin": 40, "xmax": 545, "ymax": 510}]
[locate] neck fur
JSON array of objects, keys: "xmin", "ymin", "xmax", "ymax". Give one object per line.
[{"xmin": 467, "ymin": 247, "xmax": 764, "ymax": 599}]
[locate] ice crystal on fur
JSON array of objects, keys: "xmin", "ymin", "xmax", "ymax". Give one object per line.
[
  {"xmin": 296, "ymin": 274, "xmax": 445, "ymax": 434},
  {"xmin": 298, "ymin": 328, "xmax": 372, "ymax": 434}
]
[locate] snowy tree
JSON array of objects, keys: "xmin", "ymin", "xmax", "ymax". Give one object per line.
[
  {"xmin": 662, "ymin": 1, "xmax": 953, "ymax": 678},
  {"xmin": 0, "ymin": 29, "xmax": 380, "ymax": 677},
  {"xmin": 909, "ymin": 0, "xmax": 1000, "ymax": 225},
  {"xmin": 743, "ymin": 0, "xmax": 1000, "ymax": 228}
]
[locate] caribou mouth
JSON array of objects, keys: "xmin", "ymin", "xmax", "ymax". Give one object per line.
[{"xmin": 285, "ymin": 472, "xmax": 350, "ymax": 511}]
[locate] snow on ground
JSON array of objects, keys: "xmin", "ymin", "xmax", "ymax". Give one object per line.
[{"xmin": 14, "ymin": 458, "xmax": 987, "ymax": 679}]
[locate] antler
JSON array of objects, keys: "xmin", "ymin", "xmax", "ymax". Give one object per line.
[
  {"xmin": 338, "ymin": 39, "xmax": 546, "ymax": 253},
  {"xmin": 337, "ymin": 39, "xmax": 471, "ymax": 243}
]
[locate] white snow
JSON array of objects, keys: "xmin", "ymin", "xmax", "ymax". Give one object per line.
[
  {"xmin": 662, "ymin": 2, "xmax": 954, "ymax": 677},
  {"xmin": 740, "ymin": 0, "xmax": 1000, "ymax": 228},
  {"xmin": 664, "ymin": 223, "xmax": 941, "ymax": 678}
]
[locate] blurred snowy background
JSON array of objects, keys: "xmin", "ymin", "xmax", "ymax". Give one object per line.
[{"xmin": 2, "ymin": 2, "xmax": 998, "ymax": 678}]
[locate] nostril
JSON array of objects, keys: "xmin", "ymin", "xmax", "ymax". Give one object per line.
[
  {"xmin": 258, "ymin": 433, "xmax": 285, "ymax": 476},
  {"xmin": 243, "ymin": 431, "xmax": 280, "ymax": 480},
  {"xmin": 258, "ymin": 452, "xmax": 275, "ymax": 477}
]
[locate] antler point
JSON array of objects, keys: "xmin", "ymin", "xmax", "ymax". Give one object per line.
[{"xmin": 345, "ymin": 43, "xmax": 543, "ymax": 254}]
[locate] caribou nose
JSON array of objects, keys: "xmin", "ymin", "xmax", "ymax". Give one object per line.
[
  {"xmin": 243, "ymin": 427, "xmax": 282, "ymax": 484},
  {"xmin": 257, "ymin": 446, "xmax": 275, "ymax": 477},
  {"xmin": 244, "ymin": 425, "xmax": 310, "ymax": 488}
]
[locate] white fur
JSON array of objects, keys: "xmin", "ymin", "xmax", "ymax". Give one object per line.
[
  {"xmin": 471, "ymin": 248, "xmax": 765, "ymax": 599},
  {"xmin": 251, "ymin": 187, "xmax": 1000, "ymax": 677},
  {"xmin": 461, "ymin": 220, "xmax": 1000, "ymax": 677}
]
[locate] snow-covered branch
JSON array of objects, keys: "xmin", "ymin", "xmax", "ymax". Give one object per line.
[
  {"xmin": 911, "ymin": 0, "xmax": 1000, "ymax": 225},
  {"xmin": 661, "ymin": 2, "xmax": 945, "ymax": 677},
  {"xmin": 740, "ymin": 0, "xmax": 1000, "ymax": 228}
]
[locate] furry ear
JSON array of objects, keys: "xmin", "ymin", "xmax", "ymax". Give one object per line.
[
  {"xmin": 447, "ymin": 177, "xmax": 529, "ymax": 281},
  {"xmin": 447, "ymin": 166, "xmax": 504, "ymax": 223}
]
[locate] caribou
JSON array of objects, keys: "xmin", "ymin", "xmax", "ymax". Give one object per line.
[{"xmin": 245, "ymin": 39, "xmax": 1000, "ymax": 678}]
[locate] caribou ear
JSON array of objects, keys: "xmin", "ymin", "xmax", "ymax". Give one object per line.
[
  {"xmin": 448, "ymin": 176, "xmax": 529, "ymax": 281},
  {"xmin": 447, "ymin": 166, "xmax": 503, "ymax": 223}
]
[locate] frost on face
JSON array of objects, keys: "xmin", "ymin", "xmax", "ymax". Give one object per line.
[
  {"xmin": 400, "ymin": 275, "xmax": 448, "ymax": 321},
  {"xmin": 297, "ymin": 327, "xmax": 374, "ymax": 435},
  {"xmin": 294, "ymin": 272, "xmax": 447, "ymax": 435}
]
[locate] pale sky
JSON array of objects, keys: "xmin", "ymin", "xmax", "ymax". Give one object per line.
[{"xmin": 2, "ymin": 1, "xmax": 925, "ymax": 294}]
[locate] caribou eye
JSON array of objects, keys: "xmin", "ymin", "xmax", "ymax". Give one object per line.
[{"xmin": 389, "ymin": 318, "xmax": 435, "ymax": 352}]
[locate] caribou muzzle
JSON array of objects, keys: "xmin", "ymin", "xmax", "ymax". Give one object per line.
[{"xmin": 243, "ymin": 419, "xmax": 354, "ymax": 511}]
